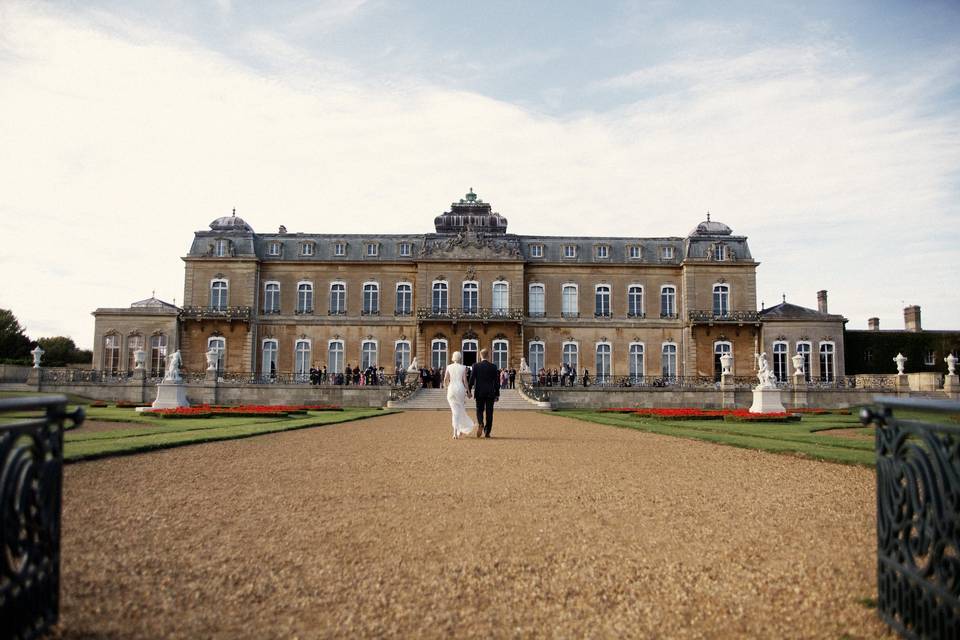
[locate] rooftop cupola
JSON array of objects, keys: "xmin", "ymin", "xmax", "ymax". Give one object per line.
[
  {"xmin": 434, "ymin": 188, "xmax": 508, "ymax": 234},
  {"xmin": 688, "ymin": 212, "xmax": 732, "ymax": 236},
  {"xmin": 209, "ymin": 208, "xmax": 253, "ymax": 232}
]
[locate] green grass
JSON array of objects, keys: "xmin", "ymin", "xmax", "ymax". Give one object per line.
[
  {"xmin": 0, "ymin": 389, "xmax": 97, "ymax": 405},
  {"xmin": 62, "ymin": 407, "xmax": 392, "ymax": 462},
  {"xmin": 559, "ymin": 410, "xmax": 877, "ymax": 466}
]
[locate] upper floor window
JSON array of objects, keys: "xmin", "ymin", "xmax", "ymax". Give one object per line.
[
  {"xmin": 595, "ymin": 285, "xmax": 611, "ymax": 317},
  {"xmin": 333, "ymin": 242, "xmax": 346, "ymax": 256},
  {"xmin": 210, "ymin": 279, "xmax": 228, "ymax": 310},
  {"xmin": 714, "ymin": 244, "xmax": 729, "ymax": 261},
  {"xmin": 300, "ymin": 242, "xmax": 315, "ymax": 256},
  {"xmin": 628, "ymin": 285, "xmax": 643, "ymax": 318},
  {"xmin": 712, "ymin": 284, "xmax": 730, "ymax": 317},
  {"xmin": 528, "ymin": 284, "xmax": 545, "ymax": 317},
  {"xmin": 263, "ymin": 282, "xmax": 280, "ymax": 313},
  {"xmin": 396, "ymin": 283, "xmax": 412, "ymax": 315},
  {"xmin": 864, "ymin": 348, "xmax": 873, "ymax": 364},
  {"xmin": 329, "ymin": 282, "xmax": 346, "ymax": 314},
  {"xmin": 297, "ymin": 282, "xmax": 313, "ymax": 313},
  {"xmin": 362, "ymin": 282, "xmax": 380, "ymax": 315},
  {"xmin": 398, "ymin": 242, "xmax": 411, "ymax": 257},
  {"xmin": 462, "ymin": 281, "xmax": 479, "ymax": 313},
  {"xmin": 595, "ymin": 245, "xmax": 609, "ymax": 259},
  {"xmin": 267, "ymin": 242, "xmax": 281, "ymax": 256},
  {"xmin": 492, "ymin": 282, "xmax": 509, "ymax": 313},
  {"xmin": 366, "ymin": 242, "xmax": 379, "ymax": 257},
  {"xmin": 660, "ymin": 285, "xmax": 676, "ymax": 318},
  {"xmin": 562, "ymin": 284, "xmax": 579, "ymax": 317},
  {"xmin": 215, "ymin": 239, "xmax": 229, "ymax": 257},
  {"xmin": 628, "ymin": 246, "xmax": 641, "ymax": 259},
  {"xmin": 925, "ymin": 350, "xmax": 936, "ymax": 366},
  {"xmin": 432, "ymin": 281, "xmax": 448, "ymax": 313},
  {"xmin": 661, "ymin": 246, "xmax": 674, "ymax": 260},
  {"xmin": 563, "ymin": 244, "xmax": 577, "ymax": 259},
  {"xmin": 530, "ymin": 244, "xmax": 544, "ymax": 258}
]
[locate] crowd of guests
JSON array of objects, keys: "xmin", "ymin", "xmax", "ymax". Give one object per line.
[
  {"xmin": 307, "ymin": 365, "xmax": 410, "ymax": 386},
  {"xmin": 302, "ymin": 361, "xmax": 601, "ymax": 388},
  {"xmin": 534, "ymin": 362, "xmax": 585, "ymax": 386}
]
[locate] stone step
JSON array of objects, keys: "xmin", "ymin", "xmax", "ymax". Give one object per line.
[{"xmin": 388, "ymin": 388, "xmax": 548, "ymax": 410}]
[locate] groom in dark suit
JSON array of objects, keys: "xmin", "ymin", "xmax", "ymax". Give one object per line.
[{"xmin": 469, "ymin": 348, "xmax": 500, "ymax": 438}]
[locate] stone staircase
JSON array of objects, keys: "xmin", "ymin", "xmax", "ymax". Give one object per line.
[{"xmin": 387, "ymin": 387, "xmax": 549, "ymax": 410}]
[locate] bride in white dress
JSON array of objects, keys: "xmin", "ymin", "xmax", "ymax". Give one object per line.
[{"xmin": 443, "ymin": 351, "xmax": 476, "ymax": 439}]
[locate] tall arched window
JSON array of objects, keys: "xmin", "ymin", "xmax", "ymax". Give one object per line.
[
  {"xmin": 528, "ymin": 284, "xmax": 545, "ymax": 317},
  {"xmin": 562, "ymin": 284, "xmax": 579, "ymax": 317},
  {"xmin": 361, "ymin": 340, "xmax": 378, "ymax": 369},
  {"xmin": 773, "ymin": 342, "xmax": 788, "ymax": 382},
  {"xmin": 819, "ymin": 342, "xmax": 835, "ymax": 383},
  {"xmin": 797, "ymin": 342, "xmax": 812, "ymax": 382},
  {"xmin": 210, "ymin": 279, "xmax": 228, "ymax": 310},
  {"xmin": 263, "ymin": 282, "xmax": 280, "ymax": 313},
  {"xmin": 329, "ymin": 282, "xmax": 346, "ymax": 314},
  {"xmin": 432, "ymin": 281, "xmax": 448, "ymax": 314},
  {"xmin": 394, "ymin": 341, "xmax": 411, "ymax": 371},
  {"xmin": 328, "ymin": 340, "xmax": 344, "ymax": 373},
  {"xmin": 295, "ymin": 340, "xmax": 311, "ymax": 381},
  {"xmin": 103, "ymin": 334, "xmax": 120, "ymax": 374},
  {"xmin": 126, "ymin": 334, "xmax": 143, "ymax": 372},
  {"xmin": 595, "ymin": 285, "xmax": 611, "ymax": 317},
  {"xmin": 660, "ymin": 285, "xmax": 676, "ymax": 318},
  {"xmin": 208, "ymin": 336, "xmax": 225, "ymax": 376},
  {"xmin": 297, "ymin": 282, "xmax": 314, "ymax": 313},
  {"xmin": 529, "ymin": 342, "xmax": 545, "ymax": 376},
  {"xmin": 395, "ymin": 283, "xmax": 412, "ymax": 315},
  {"xmin": 712, "ymin": 284, "xmax": 730, "ymax": 317},
  {"xmin": 493, "ymin": 340, "xmax": 509, "ymax": 370},
  {"xmin": 713, "ymin": 341, "xmax": 732, "ymax": 381},
  {"xmin": 662, "ymin": 343, "xmax": 677, "ymax": 378},
  {"xmin": 150, "ymin": 334, "xmax": 167, "ymax": 376},
  {"xmin": 462, "ymin": 281, "xmax": 479, "ymax": 314},
  {"xmin": 629, "ymin": 343, "xmax": 644, "ymax": 381},
  {"xmin": 261, "ymin": 339, "xmax": 278, "ymax": 379},
  {"xmin": 431, "ymin": 338, "xmax": 448, "ymax": 370},
  {"xmin": 627, "ymin": 286, "xmax": 644, "ymax": 318},
  {"xmin": 562, "ymin": 342, "xmax": 579, "ymax": 373},
  {"xmin": 362, "ymin": 282, "xmax": 379, "ymax": 315},
  {"xmin": 492, "ymin": 282, "xmax": 508, "ymax": 313},
  {"xmin": 595, "ymin": 343, "xmax": 611, "ymax": 383}
]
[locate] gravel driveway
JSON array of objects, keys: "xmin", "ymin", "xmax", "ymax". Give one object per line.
[{"xmin": 55, "ymin": 410, "xmax": 888, "ymax": 638}]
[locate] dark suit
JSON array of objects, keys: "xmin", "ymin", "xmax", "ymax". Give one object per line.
[{"xmin": 469, "ymin": 359, "xmax": 500, "ymax": 437}]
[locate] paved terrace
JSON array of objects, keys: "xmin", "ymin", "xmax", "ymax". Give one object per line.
[{"xmin": 55, "ymin": 411, "xmax": 886, "ymax": 638}]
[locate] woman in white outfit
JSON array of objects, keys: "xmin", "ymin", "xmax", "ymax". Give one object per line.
[{"xmin": 443, "ymin": 351, "xmax": 476, "ymax": 438}]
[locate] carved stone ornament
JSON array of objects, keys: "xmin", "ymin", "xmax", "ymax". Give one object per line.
[
  {"xmin": 399, "ymin": 334, "xmax": 406, "ymax": 341},
  {"xmin": 465, "ymin": 266, "xmax": 477, "ymax": 281},
  {"xmin": 418, "ymin": 230, "xmax": 522, "ymax": 259}
]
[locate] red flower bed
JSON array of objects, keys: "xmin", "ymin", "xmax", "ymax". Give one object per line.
[
  {"xmin": 144, "ymin": 403, "xmax": 343, "ymax": 418},
  {"xmin": 600, "ymin": 407, "xmax": 800, "ymax": 422}
]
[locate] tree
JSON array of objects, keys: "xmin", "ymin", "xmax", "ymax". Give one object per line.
[
  {"xmin": 35, "ymin": 336, "xmax": 93, "ymax": 367},
  {"xmin": 0, "ymin": 308, "xmax": 32, "ymax": 363}
]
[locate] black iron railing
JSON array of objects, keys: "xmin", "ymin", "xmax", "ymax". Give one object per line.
[
  {"xmin": 180, "ymin": 305, "xmax": 252, "ymax": 322},
  {"xmin": 214, "ymin": 371, "xmax": 412, "ymax": 386},
  {"xmin": 860, "ymin": 397, "xmax": 960, "ymax": 639},
  {"xmin": 416, "ymin": 307, "xmax": 524, "ymax": 321},
  {"xmin": 687, "ymin": 310, "xmax": 760, "ymax": 323},
  {"xmin": 0, "ymin": 395, "xmax": 84, "ymax": 639}
]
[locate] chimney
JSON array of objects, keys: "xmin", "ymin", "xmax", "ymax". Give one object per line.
[
  {"xmin": 868, "ymin": 317, "xmax": 880, "ymax": 331},
  {"xmin": 904, "ymin": 305, "xmax": 922, "ymax": 332},
  {"xmin": 817, "ymin": 290, "xmax": 828, "ymax": 314}
]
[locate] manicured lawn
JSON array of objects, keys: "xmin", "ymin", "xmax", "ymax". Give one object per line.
[
  {"xmin": 63, "ymin": 407, "xmax": 392, "ymax": 462},
  {"xmin": 560, "ymin": 410, "xmax": 877, "ymax": 466},
  {"xmin": 0, "ymin": 389, "xmax": 95, "ymax": 405}
]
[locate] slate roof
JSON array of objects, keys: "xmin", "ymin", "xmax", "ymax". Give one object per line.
[{"xmin": 759, "ymin": 302, "xmax": 845, "ymax": 322}]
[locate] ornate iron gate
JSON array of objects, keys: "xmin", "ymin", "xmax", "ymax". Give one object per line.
[
  {"xmin": 861, "ymin": 397, "xmax": 960, "ymax": 639},
  {"xmin": 1, "ymin": 395, "xmax": 84, "ymax": 639}
]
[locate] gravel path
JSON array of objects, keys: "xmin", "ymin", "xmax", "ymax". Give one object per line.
[{"xmin": 56, "ymin": 411, "xmax": 888, "ymax": 639}]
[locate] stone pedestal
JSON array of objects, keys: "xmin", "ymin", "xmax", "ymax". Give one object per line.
[
  {"xmin": 144, "ymin": 381, "xmax": 189, "ymax": 410},
  {"xmin": 895, "ymin": 374, "xmax": 910, "ymax": 396},
  {"xmin": 749, "ymin": 387, "xmax": 786, "ymax": 414},
  {"xmin": 26, "ymin": 368, "xmax": 41, "ymax": 390},
  {"xmin": 791, "ymin": 374, "xmax": 807, "ymax": 409},
  {"xmin": 945, "ymin": 374, "xmax": 959, "ymax": 396},
  {"xmin": 720, "ymin": 373, "xmax": 736, "ymax": 409}
]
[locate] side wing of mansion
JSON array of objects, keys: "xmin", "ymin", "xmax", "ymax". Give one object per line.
[{"xmin": 93, "ymin": 190, "xmax": 849, "ymax": 383}]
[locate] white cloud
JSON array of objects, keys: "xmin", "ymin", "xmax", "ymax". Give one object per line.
[{"xmin": 0, "ymin": 3, "xmax": 957, "ymax": 349}]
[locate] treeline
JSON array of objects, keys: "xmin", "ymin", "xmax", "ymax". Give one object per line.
[{"xmin": 0, "ymin": 308, "xmax": 92, "ymax": 366}]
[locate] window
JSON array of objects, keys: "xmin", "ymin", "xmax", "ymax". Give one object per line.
[
  {"xmin": 334, "ymin": 242, "xmax": 346, "ymax": 256},
  {"xmin": 595, "ymin": 343, "xmax": 611, "ymax": 383},
  {"xmin": 462, "ymin": 339, "xmax": 478, "ymax": 365},
  {"xmin": 563, "ymin": 244, "xmax": 577, "ymax": 259},
  {"xmin": 595, "ymin": 245, "xmax": 609, "ymax": 259},
  {"xmin": 661, "ymin": 246, "xmax": 674, "ymax": 260},
  {"xmin": 398, "ymin": 242, "xmax": 411, "ymax": 257},
  {"xmin": 361, "ymin": 340, "xmax": 378, "ymax": 370},
  {"xmin": 773, "ymin": 342, "xmax": 788, "ymax": 382},
  {"xmin": 329, "ymin": 282, "xmax": 346, "ymax": 314},
  {"xmin": 662, "ymin": 343, "xmax": 677, "ymax": 378},
  {"xmin": 215, "ymin": 239, "xmax": 228, "ymax": 257},
  {"xmin": 715, "ymin": 244, "xmax": 728, "ymax": 261},
  {"xmin": 462, "ymin": 281, "xmax": 479, "ymax": 314},
  {"xmin": 530, "ymin": 244, "xmax": 543, "ymax": 258},
  {"xmin": 103, "ymin": 334, "xmax": 120, "ymax": 374},
  {"xmin": 126, "ymin": 334, "xmax": 143, "ymax": 371},
  {"xmin": 924, "ymin": 350, "xmax": 936, "ymax": 366},
  {"xmin": 366, "ymin": 243, "xmax": 379, "ymax": 257},
  {"xmin": 713, "ymin": 341, "xmax": 732, "ymax": 381},
  {"xmin": 492, "ymin": 282, "xmax": 508, "ymax": 313},
  {"xmin": 628, "ymin": 246, "xmax": 641, "ymax": 259},
  {"xmin": 712, "ymin": 284, "xmax": 730, "ymax": 317},
  {"xmin": 297, "ymin": 282, "xmax": 313, "ymax": 313},
  {"xmin": 210, "ymin": 279, "xmax": 228, "ymax": 310},
  {"xmin": 268, "ymin": 242, "xmax": 281, "ymax": 256},
  {"xmin": 150, "ymin": 334, "xmax": 167, "ymax": 376},
  {"xmin": 864, "ymin": 349, "xmax": 873, "ymax": 364},
  {"xmin": 528, "ymin": 284, "xmax": 545, "ymax": 317},
  {"xmin": 562, "ymin": 284, "xmax": 579, "ymax": 317},
  {"xmin": 432, "ymin": 281, "xmax": 448, "ymax": 313},
  {"xmin": 820, "ymin": 343, "xmax": 835, "ymax": 382},
  {"xmin": 595, "ymin": 285, "xmax": 611, "ymax": 317},
  {"xmin": 362, "ymin": 282, "xmax": 379, "ymax": 315},
  {"xmin": 493, "ymin": 340, "xmax": 509, "ymax": 370},
  {"xmin": 395, "ymin": 341, "xmax": 411, "ymax": 371},
  {"xmin": 797, "ymin": 342, "xmax": 812, "ymax": 382},
  {"xmin": 562, "ymin": 342, "xmax": 579, "ymax": 373},
  {"xmin": 627, "ymin": 285, "xmax": 644, "ymax": 318},
  {"xmin": 395, "ymin": 283, "xmax": 412, "ymax": 315},
  {"xmin": 208, "ymin": 336, "xmax": 225, "ymax": 375},
  {"xmin": 629, "ymin": 343, "xmax": 644, "ymax": 381},
  {"xmin": 295, "ymin": 340, "xmax": 311, "ymax": 381},
  {"xmin": 529, "ymin": 342, "xmax": 545, "ymax": 375},
  {"xmin": 300, "ymin": 242, "xmax": 314, "ymax": 256},
  {"xmin": 263, "ymin": 282, "xmax": 280, "ymax": 313},
  {"xmin": 328, "ymin": 340, "xmax": 344, "ymax": 373},
  {"xmin": 261, "ymin": 340, "xmax": 278, "ymax": 379},
  {"xmin": 660, "ymin": 286, "xmax": 676, "ymax": 318},
  {"xmin": 431, "ymin": 339, "xmax": 448, "ymax": 370}
]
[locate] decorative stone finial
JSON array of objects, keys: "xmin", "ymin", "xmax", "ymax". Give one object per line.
[
  {"xmin": 465, "ymin": 188, "xmax": 477, "ymax": 203},
  {"xmin": 232, "ymin": 207, "xmax": 236, "ymax": 216},
  {"xmin": 782, "ymin": 293, "xmax": 786, "ymax": 303},
  {"xmin": 707, "ymin": 211, "xmax": 711, "ymax": 222}
]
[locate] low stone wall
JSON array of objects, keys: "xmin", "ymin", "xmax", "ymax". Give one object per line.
[{"xmin": 0, "ymin": 364, "xmax": 31, "ymax": 383}]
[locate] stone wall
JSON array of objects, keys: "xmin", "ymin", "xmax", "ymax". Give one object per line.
[{"xmin": 0, "ymin": 364, "xmax": 31, "ymax": 383}]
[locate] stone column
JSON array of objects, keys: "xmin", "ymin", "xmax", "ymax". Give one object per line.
[{"xmin": 720, "ymin": 373, "xmax": 736, "ymax": 409}]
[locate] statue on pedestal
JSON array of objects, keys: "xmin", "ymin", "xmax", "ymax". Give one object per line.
[
  {"xmin": 519, "ymin": 358, "xmax": 530, "ymax": 374},
  {"xmin": 946, "ymin": 353, "xmax": 957, "ymax": 376},
  {"xmin": 894, "ymin": 352, "xmax": 907, "ymax": 376},
  {"xmin": 755, "ymin": 352, "xmax": 776, "ymax": 389},
  {"xmin": 164, "ymin": 350, "xmax": 183, "ymax": 382},
  {"xmin": 406, "ymin": 357, "xmax": 419, "ymax": 374},
  {"xmin": 134, "ymin": 348, "xmax": 146, "ymax": 370},
  {"xmin": 30, "ymin": 345, "xmax": 44, "ymax": 369}
]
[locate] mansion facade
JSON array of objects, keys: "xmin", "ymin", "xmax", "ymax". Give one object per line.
[{"xmin": 92, "ymin": 190, "xmax": 848, "ymax": 384}]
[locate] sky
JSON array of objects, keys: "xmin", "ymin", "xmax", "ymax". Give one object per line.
[{"xmin": 1, "ymin": 0, "xmax": 958, "ymax": 350}]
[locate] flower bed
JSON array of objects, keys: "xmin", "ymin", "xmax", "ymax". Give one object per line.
[
  {"xmin": 143, "ymin": 403, "xmax": 343, "ymax": 418},
  {"xmin": 724, "ymin": 410, "xmax": 800, "ymax": 423},
  {"xmin": 599, "ymin": 407, "xmax": 800, "ymax": 422},
  {"xmin": 116, "ymin": 401, "xmax": 150, "ymax": 408},
  {"xmin": 89, "ymin": 401, "xmax": 109, "ymax": 408}
]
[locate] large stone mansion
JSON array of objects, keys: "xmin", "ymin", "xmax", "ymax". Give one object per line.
[{"xmin": 93, "ymin": 190, "xmax": 849, "ymax": 383}]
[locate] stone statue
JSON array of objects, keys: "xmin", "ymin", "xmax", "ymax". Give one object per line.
[
  {"xmin": 30, "ymin": 345, "xmax": 44, "ymax": 369},
  {"xmin": 205, "ymin": 347, "xmax": 219, "ymax": 372},
  {"xmin": 946, "ymin": 353, "xmax": 957, "ymax": 376},
  {"xmin": 519, "ymin": 358, "xmax": 530, "ymax": 374},
  {"xmin": 406, "ymin": 357, "xmax": 419, "ymax": 373},
  {"xmin": 791, "ymin": 353, "xmax": 804, "ymax": 376},
  {"xmin": 134, "ymin": 348, "xmax": 146, "ymax": 370},
  {"xmin": 894, "ymin": 352, "xmax": 907, "ymax": 376},
  {"xmin": 755, "ymin": 352, "xmax": 776, "ymax": 389},
  {"xmin": 719, "ymin": 353, "xmax": 733, "ymax": 375},
  {"xmin": 165, "ymin": 350, "xmax": 183, "ymax": 382}
]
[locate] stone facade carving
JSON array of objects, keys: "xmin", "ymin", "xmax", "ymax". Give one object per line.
[{"xmin": 418, "ymin": 231, "xmax": 522, "ymax": 260}]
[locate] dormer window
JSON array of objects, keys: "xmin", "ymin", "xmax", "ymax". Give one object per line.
[
  {"xmin": 714, "ymin": 244, "xmax": 728, "ymax": 261},
  {"xmin": 563, "ymin": 244, "xmax": 577, "ymax": 259},
  {"xmin": 334, "ymin": 241, "xmax": 346, "ymax": 256},
  {"xmin": 530, "ymin": 244, "xmax": 544, "ymax": 258},
  {"xmin": 628, "ymin": 245, "xmax": 641, "ymax": 259},
  {"xmin": 300, "ymin": 242, "xmax": 315, "ymax": 256},
  {"xmin": 661, "ymin": 246, "xmax": 674, "ymax": 260},
  {"xmin": 267, "ymin": 242, "xmax": 281, "ymax": 256},
  {"xmin": 215, "ymin": 239, "xmax": 229, "ymax": 257},
  {"xmin": 398, "ymin": 242, "xmax": 411, "ymax": 257},
  {"xmin": 366, "ymin": 242, "xmax": 379, "ymax": 257},
  {"xmin": 595, "ymin": 245, "xmax": 609, "ymax": 259}
]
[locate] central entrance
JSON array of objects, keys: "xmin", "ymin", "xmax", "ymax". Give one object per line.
[{"xmin": 462, "ymin": 339, "xmax": 478, "ymax": 366}]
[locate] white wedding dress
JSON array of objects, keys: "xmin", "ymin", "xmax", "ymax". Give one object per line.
[{"xmin": 445, "ymin": 363, "xmax": 476, "ymax": 438}]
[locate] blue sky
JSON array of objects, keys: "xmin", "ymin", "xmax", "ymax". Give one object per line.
[{"xmin": 1, "ymin": 0, "xmax": 958, "ymax": 348}]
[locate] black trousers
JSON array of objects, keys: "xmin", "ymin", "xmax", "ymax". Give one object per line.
[{"xmin": 475, "ymin": 395, "xmax": 496, "ymax": 436}]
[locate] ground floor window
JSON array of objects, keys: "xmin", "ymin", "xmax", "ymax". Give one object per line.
[
  {"xmin": 819, "ymin": 343, "xmax": 835, "ymax": 382},
  {"xmin": 529, "ymin": 342, "xmax": 545, "ymax": 377},
  {"xmin": 662, "ymin": 343, "xmax": 677, "ymax": 378},
  {"xmin": 562, "ymin": 343, "xmax": 579, "ymax": 374},
  {"xmin": 595, "ymin": 343, "xmax": 611, "ymax": 383},
  {"xmin": 103, "ymin": 334, "xmax": 120, "ymax": 374},
  {"xmin": 328, "ymin": 341, "xmax": 344, "ymax": 374},
  {"xmin": 126, "ymin": 334, "xmax": 143, "ymax": 372},
  {"xmin": 773, "ymin": 342, "xmax": 787, "ymax": 382},
  {"xmin": 395, "ymin": 341, "xmax": 411, "ymax": 371},
  {"xmin": 208, "ymin": 336, "xmax": 225, "ymax": 375},
  {"xmin": 797, "ymin": 342, "xmax": 812, "ymax": 382},
  {"xmin": 261, "ymin": 340, "xmax": 278, "ymax": 379},
  {"xmin": 361, "ymin": 341, "xmax": 378, "ymax": 370},
  {"xmin": 150, "ymin": 334, "xmax": 167, "ymax": 376},
  {"xmin": 713, "ymin": 341, "xmax": 731, "ymax": 381},
  {"xmin": 492, "ymin": 340, "xmax": 508, "ymax": 370},
  {"xmin": 431, "ymin": 339, "xmax": 448, "ymax": 371},
  {"xmin": 629, "ymin": 343, "xmax": 644, "ymax": 381},
  {"xmin": 295, "ymin": 340, "xmax": 311, "ymax": 381}
]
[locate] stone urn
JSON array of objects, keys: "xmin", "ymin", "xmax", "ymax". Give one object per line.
[
  {"xmin": 30, "ymin": 345, "xmax": 44, "ymax": 369},
  {"xmin": 719, "ymin": 353, "xmax": 733, "ymax": 375}
]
